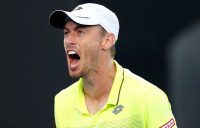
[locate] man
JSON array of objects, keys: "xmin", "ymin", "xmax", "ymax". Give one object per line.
[{"xmin": 49, "ymin": 3, "xmax": 177, "ymax": 128}]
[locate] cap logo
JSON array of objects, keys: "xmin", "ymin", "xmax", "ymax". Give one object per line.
[{"xmin": 73, "ymin": 7, "xmax": 83, "ymax": 11}]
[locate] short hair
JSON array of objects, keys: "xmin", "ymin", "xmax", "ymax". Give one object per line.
[{"xmin": 99, "ymin": 26, "xmax": 116, "ymax": 58}]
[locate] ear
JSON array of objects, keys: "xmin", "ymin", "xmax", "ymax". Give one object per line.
[{"xmin": 101, "ymin": 33, "xmax": 116, "ymax": 50}]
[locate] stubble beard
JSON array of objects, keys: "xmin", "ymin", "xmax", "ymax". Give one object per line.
[{"xmin": 68, "ymin": 68, "xmax": 82, "ymax": 79}]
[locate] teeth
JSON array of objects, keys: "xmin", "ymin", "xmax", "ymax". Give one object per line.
[{"xmin": 68, "ymin": 51, "xmax": 76, "ymax": 55}]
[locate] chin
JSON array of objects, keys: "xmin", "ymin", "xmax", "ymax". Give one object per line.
[{"xmin": 69, "ymin": 72, "xmax": 81, "ymax": 79}]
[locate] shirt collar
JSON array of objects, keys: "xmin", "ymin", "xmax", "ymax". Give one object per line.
[
  {"xmin": 106, "ymin": 60, "xmax": 124, "ymax": 105},
  {"xmin": 75, "ymin": 78, "xmax": 89, "ymax": 114}
]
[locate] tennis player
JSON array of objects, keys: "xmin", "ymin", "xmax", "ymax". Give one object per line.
[{"xmin": 49, "ymin": 3, "xmax": 177, "ymax": 128}]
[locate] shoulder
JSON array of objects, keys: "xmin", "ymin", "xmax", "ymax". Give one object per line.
[
  {"xmin": 55, "ymin": 81, "xmax": 79, "ymax": 103},
  {"xmin": 123, "ymin": 69, "xmax": 176, "ymax": 127},
  {"xmin": 123, "ymin": 68, "xmax": 168, "ymax": 104},
  {"xmin": 54, "ymin": 80, "xmax": 81, "ymax": 127},
  {"xmin": 123, "ymin": 68, "xmax": 164, "ymax": 93}
]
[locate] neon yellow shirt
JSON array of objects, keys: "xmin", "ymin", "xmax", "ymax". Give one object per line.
[{"xmin": 54, "ymin": 61, "xmax": 177, "ymax": 128}]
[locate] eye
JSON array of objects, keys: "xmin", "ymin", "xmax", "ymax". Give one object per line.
[
  {"xmin": 77, "ymin": 30, "xmax": 85, "ymax": 36},
  {"xmin": 64, "ymin": 31, "xmax": 69, "ymax": 37}
]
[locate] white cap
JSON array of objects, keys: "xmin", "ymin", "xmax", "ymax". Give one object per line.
[{"xmin": 49, "ymin": 3, "xmax": 119, "ymax": 40}]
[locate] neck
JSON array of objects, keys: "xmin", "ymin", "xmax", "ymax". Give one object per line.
[{"xmin": 83, "ymin": 59, "xmax": 116, "ymax": 100}]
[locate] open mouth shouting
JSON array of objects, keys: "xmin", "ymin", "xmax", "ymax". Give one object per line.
[{"xmin": 67, "ymin": 50, "xmax": 81, "ymax": 71}]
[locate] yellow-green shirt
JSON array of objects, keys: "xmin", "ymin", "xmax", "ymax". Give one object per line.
[{"xmin": 54, "ymin": 61, "xmax": 177, "ymax": 128}]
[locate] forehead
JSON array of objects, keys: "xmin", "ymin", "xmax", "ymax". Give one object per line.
[
  {"xmin": 63, "ymin": 21, "xmax": 78, "ymax": 30},
  {"xmin": 64, "ymin": 21, "xmax": 103, "ymax": 32},
  {"xmin": 64, "ymin": 20, "xmax": 90, "ymax": 29}
]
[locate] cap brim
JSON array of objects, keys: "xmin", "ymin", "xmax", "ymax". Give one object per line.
[
  {"xmin": 49, "ymin": 10, "xmax": 99, "ymax": 29},
  {"xmin": 49, "ymin": 10, "xmax": 68, "ymax": 29}
]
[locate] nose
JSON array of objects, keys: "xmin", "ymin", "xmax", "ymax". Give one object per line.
[{"xmin": 64, "ymin": 32, "xmax": 76, "ymax": 46}]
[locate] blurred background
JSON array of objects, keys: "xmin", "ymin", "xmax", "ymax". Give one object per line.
[{"xmin": 0, "ymin": 0, "xmax": 199, "ymax": 127}]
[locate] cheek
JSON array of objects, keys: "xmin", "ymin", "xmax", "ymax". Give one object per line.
[
  {"xmin": 86, "ymin": 44, "xmax": 101, "ymax": 62},
  {"xmin": 63, "ymin": 39, "xmax": 66, "ymax": 48},
  {"xmin": 86, "ymin": 41, "xmax": 101, "ymax": 54},
  {"xmin": 81, "ymin": 35, "xmax": 103, "ymax": 57},
  {"xmin": 87, "ymin": 37, "xmax": 102, "ymax": 50},
  {"xmin": 63, "ymin": 38, "xmax": 69, "ymax": 52}
]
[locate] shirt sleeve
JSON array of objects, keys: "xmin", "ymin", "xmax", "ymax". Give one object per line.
[{"xmin": 145, "ymin": 87, "xmax": 177, "ymax": 128}]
